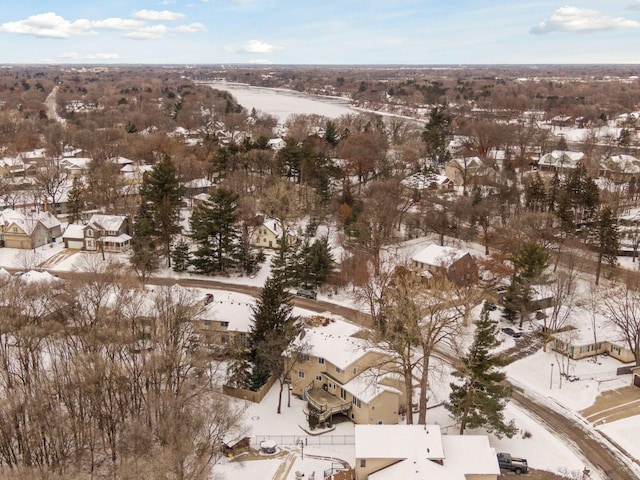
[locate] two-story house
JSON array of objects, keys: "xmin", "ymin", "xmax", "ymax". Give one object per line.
[
  {"xmin": 62, "ymin": 214, "xmax": 131, "ymax": 252},
  {"xmin": 249, "ymin": 217, "xmax": 298, "ymax": 250},
  {"xmin": 411, "ymin": 244, "xmax": 478, "ymax": 285},
  {"xmin": 0, "ymin": 209, "xmax": 62, "ymax": 249},
  {"xmin": 286, "ymin": 316, "xmax": 406, "ymax": 426}
]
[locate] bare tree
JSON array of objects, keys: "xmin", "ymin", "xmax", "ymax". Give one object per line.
[{"xmin": 600, "ymin": 281, "xmax": 640, "ymax": 365}]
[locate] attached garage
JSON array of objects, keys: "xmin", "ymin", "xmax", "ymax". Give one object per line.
[{"xmin": 62, "ymin": 224, "xmax": 86, "ymax": 250}]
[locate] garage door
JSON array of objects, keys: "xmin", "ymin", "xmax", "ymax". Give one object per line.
[{"xmin": 66, "ymin": 240, "xmax": 84, "ymax": 249}]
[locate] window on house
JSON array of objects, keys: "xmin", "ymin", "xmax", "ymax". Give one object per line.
[
  {"xmin": 352, "ymin": 367, "xmax": 357, "ymax": 375},
  {"xmin": 377, "ymin": 420, "xmax": 383, "ymax": 425},
  {"xmin": 316, "ymin": 375, "xmax": 322, "ymax": 381},
  {"xmin": 352, "ymin": 397, "xmax": 361, "ymax": 408},
  {"xmin": 360, "ymin": 459, "xmax": 366, "ymax": 468},
  {"xmin": 297, "ymin": 353, "xmax": 310, "ymax": 362},
  {"xmin": 318, "ymin": 357, "xmax": 325, "ymax": 364},
  {"xmin": 220, "ymin": 321, "xmax": 229, "ymax": 327},
  {"xmin": 298, "ymin": 371, "xmax": 305, "ymax": 379},
  {"xmin": 335, "ymin": 366, "xmax": 342, "ymax": 373},
  {"xmin": 340, "ymin": 388, "xmax": 347, "ymax": 400}
]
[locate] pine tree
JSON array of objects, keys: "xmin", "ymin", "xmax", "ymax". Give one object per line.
[
  {"xmin": 421, "ymin": 105, "xmax": 452, "ymax": 168},
  {"xmin": 66, "ymin": 177, "xmax": 84, "ymax": 224},
  {"xmin": 171, "ymin": 238, "xmax": 191, "ymax": 272},
  {"xmin": 248, "ymin": 275, "xmax": 297, "ymax": 391},
  {"xmin": 130, "ymin": 202, "xmax": 159, "ymax": 283},
  {"xmin": 446, "ymin": 307, "xmax": 517, "ymax": 438},
  {"xmin": 189, "ymin": 188, "xmax": 241, "ymax": 274},
  {"xmin": 593, "ymin": 204, "xmax": 620, "ymax": 285},
  {"xmin": 139, "ymin": 156, "xmax": 185, "ymax": 267}
]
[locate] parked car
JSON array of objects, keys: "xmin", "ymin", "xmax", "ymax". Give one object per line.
[
  {"xmin": 296, "ymin": 289, "xmax": 317, "ymax": 300},
  {"xmin": 501, "ymin": 327, "xmax": 522, "ymax": 338},
  {"xmin": 497, "ymin": 452, "xmax": 528, "ymax": 475}
]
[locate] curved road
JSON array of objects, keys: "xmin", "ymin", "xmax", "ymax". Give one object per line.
[{"xmin": 41, "ymin": 270, "xmax": 640, "ymax": 479}]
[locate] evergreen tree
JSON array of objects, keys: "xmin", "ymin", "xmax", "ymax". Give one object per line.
[
  {"xmin": 324, "ymin": 120, "xmax": 339, "ymax": 147},
  {"xmin": 421, "ymin": 105, "xmax": 452, "ymax": 168},
  {"xmin": 302, "ymin": 236, "xmax": 334, "ymax": 288},
  {"xmin": 66, "ymin": 177, "xmax": 84, "ymax": 224},
  {"xmin": 248, "ymin": 275, "xmax": 297, "ymax": 391},
  {"xmin": 524, "ymin": 173, "xmax": 546, "ymax": 212},
  {"xmin": 130, "ymin": 202, "xmax": 159, "ymax": 283},
  {"xmin": 446, "ymin": 307, "xmax": 517, "ymax": 437},
  {"xmin": 593, "ymin": 204, "xmax": 620, "ymax": 285},
  {"xmin": 171, "ymin": 238, "xmax": 191, "ymax": 272},
  {"xmin": 189, "ymin": 188, "xmax": 241, "ymax": 274},
  {"xmin": 139, "ymin": 156, "xmax": 185, "ymax": 268}
]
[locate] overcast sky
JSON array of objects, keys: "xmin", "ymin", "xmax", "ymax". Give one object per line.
[{"xmin": 1, "ymin": 1, "xmax": 640, "ymax": 65}]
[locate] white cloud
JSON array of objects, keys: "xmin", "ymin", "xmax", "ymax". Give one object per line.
[
  {"xmin": 91, "ymin": 18, "xmax": 145, "ymax": 30},
  {"xmin": 531, "ymin": 6, "xmax": 640, "ymax": 34},
  {"xmin": 241, "ymin": 39, "xmax": 280, "ymax": 54},
  {"xmin": 125, "ymin": 25, "xmax": 168, "ymax": 40},
  {"xmin": 174, "ymin": 22, "xmax": 207, "ymax": 33},
  {"xmin": 0, "ymin": 12, "xmax": 91, "ymax": 38},
  {"xmin": 132, "ymin": 9, "xmax": 185, "ymax": 22},
  {"xmin": 0, "ymin": 13, "xmax": 149, "ymax": 38}
]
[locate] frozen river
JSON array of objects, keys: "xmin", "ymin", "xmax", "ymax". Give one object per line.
[{"xmin": 203, "ymin": 81, "xmax": 357, "ymax": 124}]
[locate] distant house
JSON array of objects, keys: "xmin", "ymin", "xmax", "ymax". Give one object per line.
[
  {"xmin": 445, "ymin": 156, "xmax": 486, "ymax": 189},
  {"xmin": 401, "ymin": 172, "xmax": 454, "ymax": 192},
  {"xmin": 0, "ymin": 209, "xmax": 61, "ymax": 249},
  {"xmin": 537, "ymin": 150, "xmax": 584, "ymax": 173},
  {"xmin": 355, "ymin": 424, "xmax": 500, "ymax": 480},
  {"xmin": 600, "ymin": 154, "xmax": 640, "ymax": 181},
  {"xmin": 59, "ymin": 157, "xmax": 91, "ymax": 179},
  {"xmin": 550, "ymin": 115, "xmax": 575, "ymax": 128},
  {"xmin": 63, "ymin": 215, "xmax": 131, "ymax": 252},
  {"xmin": 411, "ymin": 244, "xmax": 478, "ymax": 285},
  {"xmin": 286, "ymin": 316, "xmax": 406, "ymax": 427},
  {"xmin": 0, "ymin": 157, "xmax": 26, "ymax": 178},
  {"xmin": 249, "ymin": 218, "xmax": 297, "ymax": 250}
]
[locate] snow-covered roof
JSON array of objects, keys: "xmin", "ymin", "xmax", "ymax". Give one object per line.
[
  {"xmin": 62, "ymin": 223, "xmax": 86, "ymax": 239},
  {"xmin": 196, "ymin": 291, "xmax": 256, "ymax": 333},
  {"xmin": 412, "ymin": 244, "xmax": 470, "ymax": 268},
  {"xmin": 0, "ymin": 209, "xmax": 60, "ymax": 234},
  {"xmin": 341, "ymin": 370, "xmax": 402, "ymax": 404},
  {"xmin": 369, "ymin": 452, "xmax": 463, "ymax": 480},
  {"xmin": 550, "ymin": 307, "xmax": 626, "ymax": 345},
  {"xmin": 538, "ymin": 150, "xmax": 584, "ymax": 168},
  {"xmin": 291, "ymin": 316, "xmax": 369, "ymax": 370},
  {"xmin": 102, "ymin": 234, "xmax": 131, "ymax": 243},
  {"xmin": 355, "ymin": 424, "xmax": 444, "ymax": 460},
  {"xmin": 441, "ymin": 435, "xmax": 500, "ymax": 476},
  {"xmin": 602, "ymin": 154, "xmax": 640, "ymax": 174},
  {"xmin": 401, "ymin": 172, "xmax": 452, "ymax": 190},
  {"xmin": 88, "ymin": 214, "xmax": 126, "ymax": 232},
  {"xmin": 19, "ymin": 270, "xmax": 59, "ymax": 284},
  {"xmin": 184, "ymin": 178, "xmax": 214, "ymax": 189}
]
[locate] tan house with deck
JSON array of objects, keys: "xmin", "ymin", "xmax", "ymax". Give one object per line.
[{"xmin": 286, "ymin": 316, "xmax": 406, "ymax": 426}]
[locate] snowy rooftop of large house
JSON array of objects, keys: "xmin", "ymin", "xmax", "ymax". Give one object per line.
[
  {"xmin": 0, "ymin": 209, "xmax": 60, "ymax": 233},
  {"xmin": 412, "ymin": 244, "xmax": 469, "ymax": 268},
  {"xmin": 291, "ymin": 316, "xmax": 369, "ymax": 370},
  {"xmin": 355, "ymin": 424, "xmax": 444, "ymax": 460},
  {"xmin": 538, "ymin": 150, "xmax": 584, "ymax": 167}
]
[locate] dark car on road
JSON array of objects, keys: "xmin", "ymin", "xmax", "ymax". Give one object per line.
[
  {"xmin": 296, "ymin": 289, "xmax": 317, "ymax": 300},
  {"xmin": 501, "ymin": 327, "xmax": 522, "ymax": 338}
]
